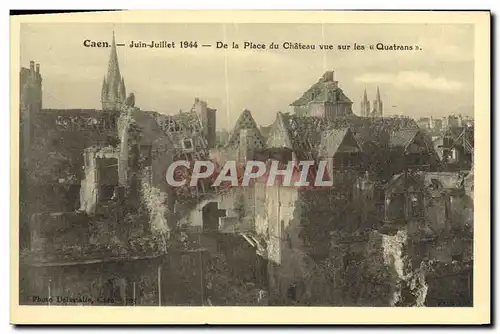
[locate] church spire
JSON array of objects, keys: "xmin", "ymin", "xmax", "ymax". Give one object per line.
[
  {"xmin": 106, "ymin": 31, "xmax": 121, "ymax": 92},
  {"xmin": 102, "ymin": 31, "xmax": 126, "ymax": 111},
  {"xmin": 101, "ymin": 76, "xmax": 107, "ymax": 96},
  {"xmin": 360, "ymin": 88, "xmax": 370, "ymax": 117},
  {"xmin": 119, "ymin": 77, "xmax": 126, "ymax": 101},
  {"xmin": 372, "ymin": 86, "xmax": 383, "ymax": 117}
]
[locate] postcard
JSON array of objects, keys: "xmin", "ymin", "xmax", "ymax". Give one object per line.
[{"xmin": 10, "ymin": 10, "xmax": 490, "ymax": 325}]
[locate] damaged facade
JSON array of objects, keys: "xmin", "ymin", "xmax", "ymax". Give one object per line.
[
  {"xmin": 205, "ymin": 71, "xmax": 474, "ymax": 306},
  {"xmin": 19, "ymin": 33, "xmax": 474, "ymax": 307},
  {"xmin": 19, "ymin": 34, "xmax": 218, "ymax": 305}
]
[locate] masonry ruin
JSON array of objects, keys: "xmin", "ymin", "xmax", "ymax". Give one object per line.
[{"xmin": 19, "ymin": 32, "xmax": 474, "ymax": 306}]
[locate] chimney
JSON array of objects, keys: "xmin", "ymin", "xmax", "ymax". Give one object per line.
[
  {"xmin": 29, "ymin": 61, "xmax": 35, "ymax": 74},
  {"xmin": 323, "ymin": 71, "xmax": 334, "ymax": 82},
  {"xmin": 35, "ymin": 63, "xmax": 40, "ymax": 75}
]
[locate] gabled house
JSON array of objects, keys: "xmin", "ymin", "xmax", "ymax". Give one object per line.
[
  {"xmin": 208, "ymin": 109, "xmax": 267, "ymax": 165},
  {"xmin": 317, "ymin": 127, "xmax": 363, "ymax": 170},
  {"xmin": 388, "ymin": 128, "xmax": 441, "ymax": 172},
  {"xmin": 266, "ymin": 112, "xmax": 327, "ymax": 161},
  {"xmin": 316, "ymin": 127, "xmax": 364, "ymax": 185},
  {"xmin": 440, "ymin": 126, "xmax": 474, "ymax": 171},
  {"xmin": 420, "ymin": 172, "xmax": 469, "ymax": 232},
  {"xmin": 226, "ymin": 109, "xmax": 267, "ymax": 162},
  {"xmin": 227, "ymin": 109, "xmax": 267, "ymax": 149},
  {"xmin": 289, "ymin": 71, "xmax": 354, "ymax": 120},
  {"xmin": 373, "ymin": 169, "xmax": 472, "ymax": 237},
  {"xmin": 374, "ymin": 172, "xmax": 426, "ymax": 227},
  {"xmin": 321, "ymin": 116, "xmax": 435, "ymax": 177},
  {"xmin": 265, "ymin": 114, "xmax": 435, "ymax": 179}
]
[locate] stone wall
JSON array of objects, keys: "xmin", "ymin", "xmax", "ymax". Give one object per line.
[
  {"xmin": 20, "ymin": 259, "xmax": 160, "ymax": 306},
  {"xmin": 325, "ymin": 102, "xmax": 353, "ymax": 120},
  {"xmin": 176, "ymin": 187, "xmax": 255, "ymax": 234},
  {"xmin": 205, "ymin": 250, "xmax": 266, "ymax": 306},
  {"xmin": 20, "ymin": 252, "xmax": 208, "ymax": 306},
  {"xmin": 219, "ymin": 187, "xmax": 255, "ymax": 228},
  {"xmin": 209, "ymin": 147, "xmax": 238, "ymax": 167},
  {"xmin": 263, "ymin": 172, "xmax": 473, "ymax": 306},
  {"xmin": 425, "ymin": 268, "xmax": 473, "ymax": 306},
  {"xmin": 29, "ymin": 212, "xmax": 90, "ymax": 251},
  {"xmin": 268, "ymin": 229, "xmax": 428, "ymax": 306},
  {"xmin": 254, "ymin": 182, "xmax": 267, "ymax": 236},
  {"xmin": 264, "ymin": 186, "xmax": 300, "ymax": 265},
  {"xmin": 162, "ymin": 250, "xmax": 207, "ymax": 305}
]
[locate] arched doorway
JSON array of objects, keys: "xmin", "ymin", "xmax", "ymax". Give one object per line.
[{"xmin": 202, "ymin": 201, "xmax": 226, "ymax": 233}]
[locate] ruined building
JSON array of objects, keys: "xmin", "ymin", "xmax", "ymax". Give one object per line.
[
  {"xmin": 18, "ymin": 35, "xmax": 474, "ymax": 306},
  {"xmin": 213, "ymin": 107, "xmax": 472, "ymax": 306},
  {"xmin": 20, "ymin": 60, "xmax": 42, "ymax": 168},
  {"xmin": 19, "ymin": 32, "xmax": 220, "ymax": 306},
  {"xmin": 289, "ymin": 71, "xmax": 354, "ymax": 120},
  {"xmin": 440, "ymin": 126, "xmax": 474, "ymax": 171},
  {"xmin": 194, "ymin": 98, "xmax": 217, "ymax": 149},
  {"xmin": 20, "ymin": 60, "xmax": 42, "ymax": 113}
]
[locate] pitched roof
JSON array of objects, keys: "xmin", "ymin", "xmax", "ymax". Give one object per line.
[
  {"xmin": 226, "ymin": 109, "xmax": 266, "ymax": 148},
  {"xmin": 318, "ymin": 128, "xmax": 349, "ymax": 157},
  {"xmin": 388, "ymin": 129, "xmax": 442, "ymax": 166},
  {"xmin": 324, "ymin": 116, "xmax": 419, "ymax": 151},
  {"xmin": 265, "ymin": 113, "xmax": 423, "ymax": 159},
  {"xmin": 389, "ymin": 129, "xmax": 420, "ymax": 149},
  {"xmin": 290, "ymin": 71, "xmax": 352, "ymax": 106},
  {"xmin": 139, "ymin": 109, "xmax": 209, "ymax": 156},
  {"xmin": 280, "ymin": 113, "xmax": 328, "ymax": 158},
  {"xmin": 326, "ymin": 116, "xmax": 418, "ymax": 132},
  {"xmin": 146, "ymin": 110, "xmax": 204, "ymax": 137},
  {"xmin": 131, "ymin": 109, "xmax": 170, "ymax": 145},
  {"xmin": 318, "ymin": 128, "xmax": 361, "ymax": 157},
  {"xmin": 456, "ymin": 126, "xmax": 474, "ymax": 153}
]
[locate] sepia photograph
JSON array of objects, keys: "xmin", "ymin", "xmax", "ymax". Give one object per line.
[{"xmin": 10, "ymin": 10, "xmax": 490, "ymax": 324}]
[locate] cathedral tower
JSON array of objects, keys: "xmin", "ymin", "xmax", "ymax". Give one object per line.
[
  {"xmin": 101, "ymin": 32, "xmax": 126, "ymax": 111},
  {"xmin": 372, "ymin": 86, "xmax": 383, "ymax": 117},
  {"xmin": 360, "ymin": 88, "xmax": 370, "ymax": 117}
]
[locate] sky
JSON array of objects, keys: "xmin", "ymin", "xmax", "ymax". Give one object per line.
[{"xmin": 20, "ymin": 23, "xmax": 474, "ymax": 130}]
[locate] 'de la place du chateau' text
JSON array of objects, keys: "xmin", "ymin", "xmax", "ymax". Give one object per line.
[{"xmin": 83, "ymin": 39, "xmax": 421, "ymax": 51}]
